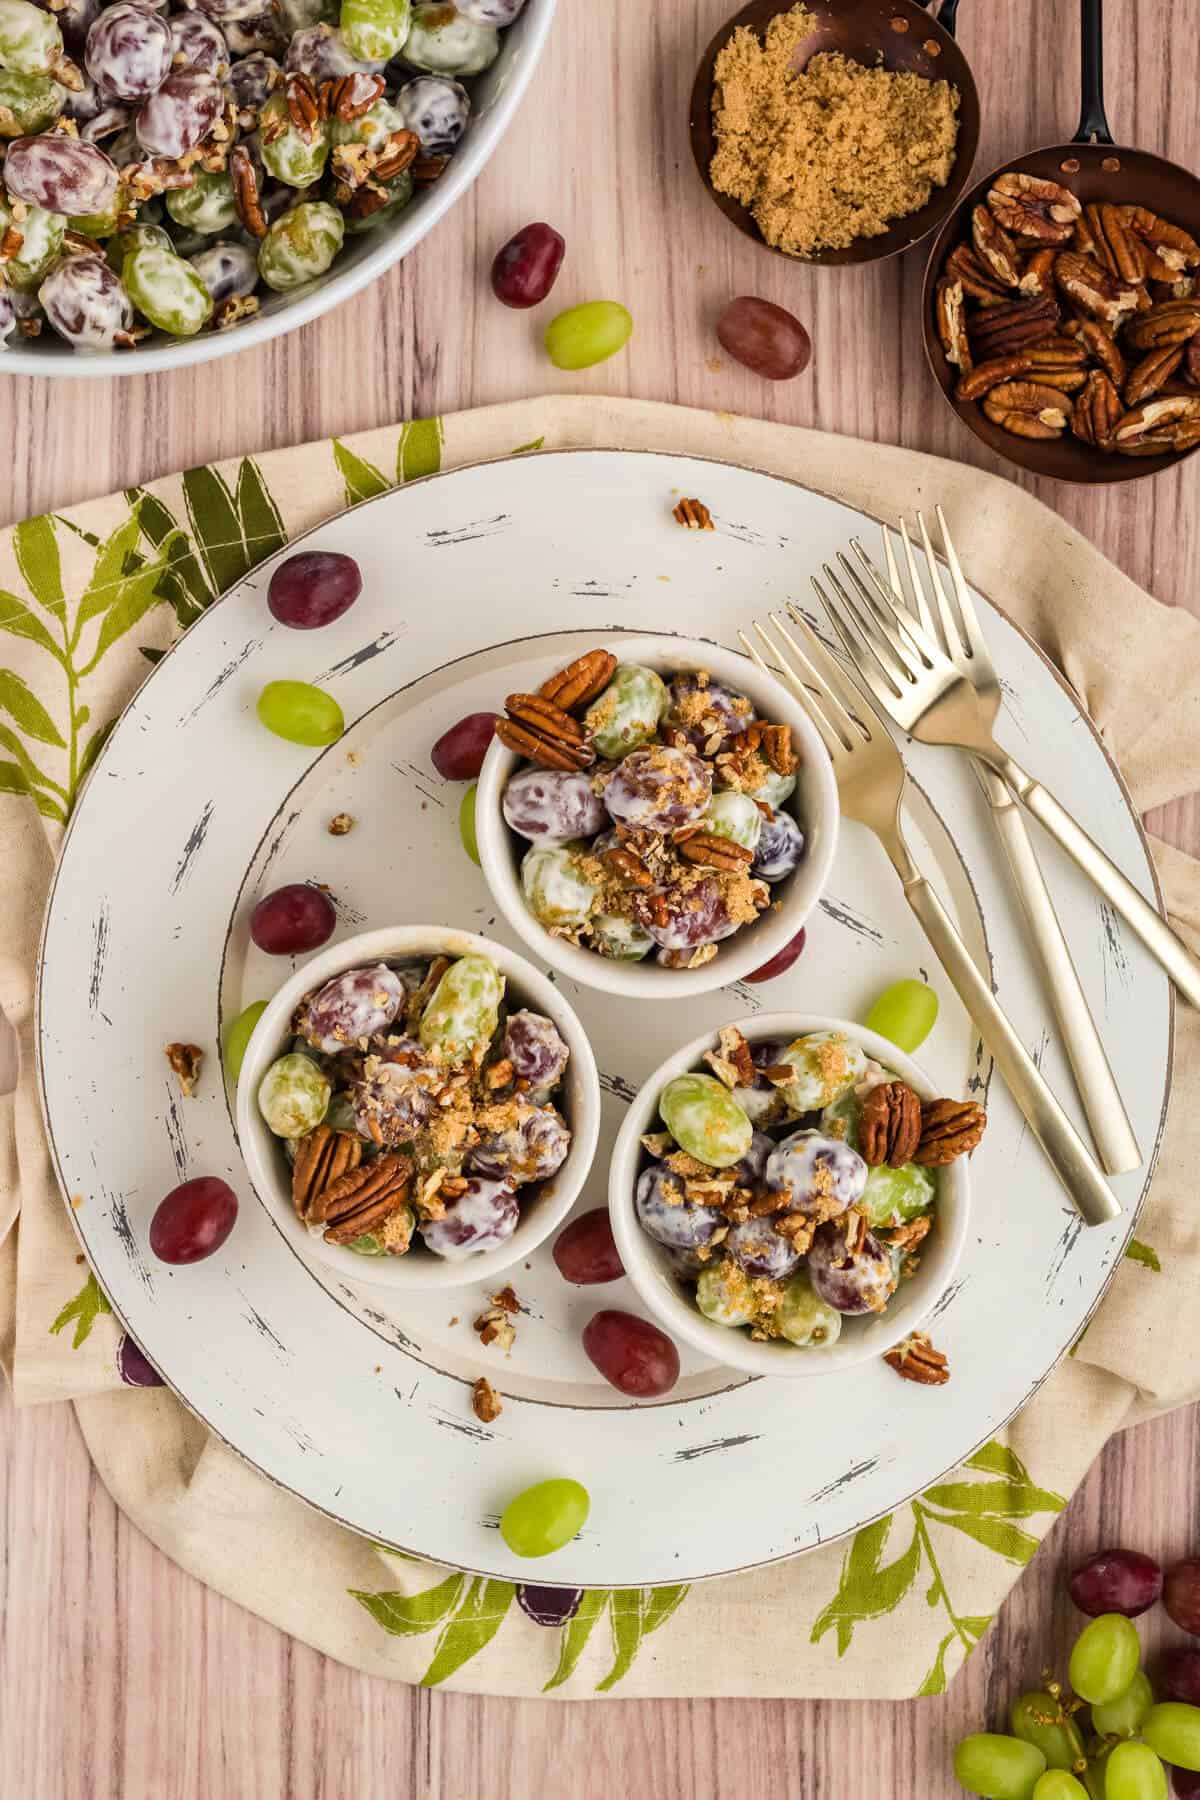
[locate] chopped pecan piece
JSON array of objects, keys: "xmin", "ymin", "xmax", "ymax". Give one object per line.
[
  {"xmin": 165, "ymin": 1041, "xmax": 203, "ymax": 1096},
  {"xmin": 1054, "ymin": 251, "xmax": 1140, "ymax": 328},
  {"xmin": 374, "ymin": 128, "xmax": 419, "ymax": 182},
  {"xmin": 1125, "ymin": 344, "xmax": 1185, "ymax": 405},
  {"xmin": 474, "ymin": 1305, "xmax": 516, "ymax": 1350},
  {"xmin": 328, "ymin": 811, "xmax": 355, "ymax": 835},
  {"xmin": 915, "ymin": 1099, "xmax": 987, "ymax": 1165},
  {"xmin": 982, "ymin": 380, "xmax": 1070, "ymax": 439},
  {"xmin": 760, "ymin": 722, "xmax": 796, "ymax": 775},
  {"xmin": 859, "ymin": 1080, "xmax": 922, "ymax": 1168},
  {"xmin": 703, "ymin": 1023, "xmax": 756, "ymax": 1091},
  {"xmin": 491, "ymin": 1284, "xmax": 521, "ymax": 1315},
  {"xmin": 880, "ymin": 1213, "xmax": 933, "ymax": 1253},
  {"xmin": 673, "ymin": 496, "xmax": 713, "ymax": 530},
  {"xmin": 229, "ymin": 143, "xmax": 267, "ymax": 237},
  {"xmin": 538, "ymin": 648, "xmax": 617, "ymax": 711},
  {"xmin": 935, "ymin": 276, "xmax": 971, "ymax": 369},
  {"xmin": 319, "ymin": 71, "xmax": 385, "ymax": 119},
  {"xmin": 1188, "ymin": 336, "xmax": 1200, "ymax": 386},
  {"xmin": 472, "ymin": 1377, "xmax": 503, "ymax": 1422},
  {"xmin": 412, "ymin": 153, "xmax": 449, "ymax": 183},
  {"xmin": 971, "ymin": 203, "xmax": 1021, "ymax": 286},
  {"xmin": 677, "ymin": 831, "xmax": 754, "ymax": 872},
  {"xmin": 604, "ymin": 844, "xmax": 652, "ymax": 888},
  {"xmin": 496, "ymin": 692, "xmax": 595, "ymax": 771},
  {"xmin": 987, "ymin": 172, "xmax": 1081, "ymax": 244},
  {"xmin": 884, "ymin": 1331, "xmax": 950, "ymax": 1386},
  {"xmin": 1125, "ymin": 300, "xmax": 1200, "ymax": 350},
  {"xmin": 1071, "ymin": 369, "xmax": 1123, "ymax": 448}
]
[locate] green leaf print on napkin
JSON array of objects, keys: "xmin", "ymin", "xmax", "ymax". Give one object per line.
[
  {"xmin": 49, "ymin": 1271, "xmax": 112, "ymax": 1348},
  {"xmin": 333, "ymin": 440, "xmax": 391, "ymax": 507},
  {"xmin": 812, "ymin": 1439, "xmax": 1065, "ymax": 1696},
  {"xmin": 1125, "ymin": 1238, "xmax": 1162, "ymax": 1271},
  {"xmin": 351, "ymin": 1571, "xmax": 690, "ymax": 1693},
  {"xmin": 332, "ymin": 418, "xmax": 445, "ymax": 507},
  {"xmin": 181, "ymin": 462, "xmax": 286, "ymax": 596}
]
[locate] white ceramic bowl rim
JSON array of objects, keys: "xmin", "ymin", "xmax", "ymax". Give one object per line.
[
  {"xmin": 475, "ymin": 633, "xmax": 841, "ymax": 1000},
  {"xmin": 235, "ymin": 923, "xmax": 600, "ymax": 1290},
  {"xmin": 0, "ymin": 0, "xmax": 557, "ymax": 377},
  {"xmin": 608, "ymin": 1012, "xmax": 970, "ymax": 1378}
]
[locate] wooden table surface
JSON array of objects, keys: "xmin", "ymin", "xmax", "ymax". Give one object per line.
[{"xmin": 3, "ymin": 0, "xmax": 1199, "ymax": 1793}]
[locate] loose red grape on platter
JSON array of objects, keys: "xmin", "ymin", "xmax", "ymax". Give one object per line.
[
  {"xmin": 149, "ymin": 1176, "xmax": 238, "ymax": 1264},
  {"xmin": 431, "ymin": 711, "xmax": 500, "ymax": 781},
  {"xmin": 249, "ymin": 882, "xmax": 337, "ymax": 955},
  {"xmin": 268, "ymin": 551, "xmax": 362, "ymax": 630},
  {"xmin": 552, "ymin": 1208, "xmax": 624, "ymax": 1285},
  {"xmin": 582, "ymin": 1309, "xmax": 679, "ymax": 1397}
]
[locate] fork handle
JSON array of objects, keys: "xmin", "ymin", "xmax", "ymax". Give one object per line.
[
  {"xmin": 990, "ymin": 752, "xmax": 1200, "ymax": 1011},
  {"xmin": 975, "ymin": 763, "xmax": 1141, "ymax": 1175},
  {"xmin": 899, "ymin": 869, "xmax": 1123, "ymax": 1226}
]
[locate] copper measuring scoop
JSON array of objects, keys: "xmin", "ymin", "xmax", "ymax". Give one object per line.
[
  {"xmin": 688, "ymin": 0, "xmax": 980, "ymax": 266},
  {"xmin": 923, "ymin": 0, "xmax": 1200, "ymax": 483}
]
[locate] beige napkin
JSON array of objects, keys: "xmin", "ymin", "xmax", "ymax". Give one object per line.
[{"xmin": 2, "ymin": 395, "xmax": 1198, "ymax": 1698}]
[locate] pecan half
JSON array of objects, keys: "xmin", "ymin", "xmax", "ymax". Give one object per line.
[
  {"xmin": 496, "ymin": 693, "xmax": 595, "ymax": 770},
  {"xmin": 884, "ymin": 1331, "xmax": 950, "ymax": 1386},
  {"xmin": 1110, "ymin": 395, "xmax": 1200, "ymax": 455},
  {"xmin": 412, "ymin": 153, "xmax": 449, "ymax": 183},
  {"xmin": 309, "ymin": 1148, "xmax": 410, "ymax": 1228},
  {"xmin": 971, "ymin": 203, "xmax": 1020, "ymax": 286},
  {"xmin": 968, "ymin": 294, "xmax": 1060, "ymax": 358},
  {"xmin": 374, "ymin": 128, "xmax": 419, "ymax": 182},
  {"xmin": 956, "ymin": 352, "xmax": 1034, "ymax": 400},
  {"xmin": 1188, "ymin": 336, "xmax": 1200, "ymax": 386},
  {"xmin": 604, "ymin": 844, "xmax": 653, "ymax": 887},
  {"xmin": 1018, "ymin": 248, "xmax": 1058, "ymax": 295},
  {"xmin": 1071, "ymin": 369, "xmax": 1123, "ymax": 448},
  {"xmin": 982, "ymin": 380, "xmax": 1070, "ymax": 439},
  {"xmin": 1083, "ymin": 201, "xmax": 1144, "ymax": 284},
  {"xmin": 673, "ymin": 496, "xmax": 713, "ymax": 530},
  {"xmin": 285, "ymin": 70, "xmax": 320, "ymax": 138},
  {"xmin": 1023, "ymin": 334, "xmax": 1088, "ymax": 370},
  {"xmin": 538, "ymin": 648, "xmax": 617, "ymax": 712},
  {"xmin": 1071, "ymin": 317, "xmax": 1127, "ymax": 385},
  {"xmin": 319, "ymin": 71, "xmax": 385, "ymax": 119},
  {"xmin": 987, "ymin": 172, "xmax": 1081, "ymax": 244},
  {"xmin": 760, "ymin": 722, "xmax": 796, "ymax": 775},
  {"xmin": 1125, "ymin": 344, "xmax": 1185, "ymax": 405},
  {"xmin": 1054, "ymin": 251, "xmax": 1140, "ymax": 328},
  {"xmin": 880, "ymin": 1213, "xmax": 932, "ymax": 1253},
  {"xmin": 1124, "ymin": 205, "xmax": 1200, "ymax": 271},
  {"xmin": 944, "ymin": 242, "xmax": 1009, "ymax": 304},
  {"xmin": 915, "ymin": 1099, "xmax": 987, "ymax": 1165},
  {"xmin": 859, "ymin": 1080, "xmax": 922, "ymax": 1168},
  {"xmin": 0, "ymin": 224, "xmax": 23, "ymax": 261},
  {"xmin": 1125, "ymin": 300, "xmax": 1200, "ymax": 350},
  {"xmin": 228, "ymin": 143, "xmax": 267, "ymax": 237},
  {"xmin": 935, "ymin": 276, "xmax": 971, "ymax": 369},
  {"xmin": 677, "ymin": 831, "xmax": 754, "ymax": 872},
  {"xmin": 165, "ymin": 1041, "xmax": 203, "ymax": 1097},
  {"xmin": 292, "ymin": 1126, "xmax": 364, "ymax": 1218}
]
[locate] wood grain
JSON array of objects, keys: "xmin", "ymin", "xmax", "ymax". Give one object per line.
[{"xmin": 3, "ymin": 0, "xmax": 1199, "ymax": 1792}]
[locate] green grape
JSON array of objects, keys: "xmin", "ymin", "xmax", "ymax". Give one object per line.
[
  {"xmin": 746, "ymin": 765, "xmax": 795, "ymax": 810},
  {"xmin": 953, "ymin": 1733, "xmax": 1046, "ymax": 1799},
  {"xmin": 500, "ymin": 1478, "xmax": 589, "ymax": 1557},
  {"xmin": 124, "ymin": 243, "xmax": 213, "ymax": 336},
  {"xmin": 583, "ymin": 663, "xmax": 667, "ymax": 758},
  {"xmin": 459, "ymin": 781, "xmax": 480, "ymax": 866},
  {"xmin": 1143, "ymin": 1702, "xmax": 1200, "ymax": 1771},
  {"xmin": 864, "ymin": 977, "xmax": 939, "ymax": 1053},
  {"xmin": 695, "ymin": 1259, "xmax": 756, "ymax": 1328},
  {"xmin": 69, "ymin": 182, "xmax": 131, "ymax": 240},
  {"xmin": 1103, "ymin": 1742, "xmax": 1167, "ymax": 1800},
  {"xmin": 401, "ymin": 0, "xmax": 497, "ymax": 73},
  {"xmin": 223, "ymin": 999, "xmax": 267, "ymax": 1084},
  {"xmin": 590, "ymin": 912, "xmax": 653, "ymax": 960},
  {"xmin": 659, "ymin": 1072, "xmax": 752, "ymax": 1169},
  {"xmin": 775, "ymin": 1028, "xmax": 866, "ymax": 1112},
  {"xmin": 703, "ymin": 789, "xmax": 762, "ymax": 851},
  {"xmin": 0, "ymin": 67, "xmax": 60, "ymax": 135},
  {"xmin": 544, "ymin": 300, "xmax": 633, "ymax": 371},
  {"xmin": 107, "ymin": 221, "xmax": 171, "ymax": 273},
  {"xmin": 0, "ymin": 198, "xmax": 62, "ymax": 290},
  {"xmin": 860, "ymin": 1160, "xmax": 934, "ymax": 1228},
  {"xmin": 256, "ymin": 92, "xmax": 330, "ymax": 187},
  {"xmin": 340, "ymin": 0, "xmax": 410, "ymax": 61},
  {"xmin": 1031, "ymin": 1776, "xmax": 1089, "ymax": 1799},
  {"xmin": 1092, "ymin": 1669, "xmax": 1154, "ymax": 1739},
  {"xmin": 257, "ymin": 199, "xmax": 344, "ymax": 292},
  {"xmin": 775, "ymin": 1268, "xmax": 842, "ymax": 1347},
  {"xmin": 521, "ymin": 844, "xmax": 598, "ymax": 929},
  {"xmin": 256, "ymin": 680, "xmax": 345, "ymax": 747},
  {"xmin": 418, "ymin": 953, "xmax": 503, "ymax": 1062},
  {"xmin": 0, "ymin": 0, "xmax": 62, "ymax": 74},
  {"xmin": 258, "ymin": 1052, "xmax": 331, "ymax": 1137},
  {"xmin": 1068, "ymin": 1614, "xmax": 1141, "ymax": 1706},
  {"xmin": 166, "ymin": 171, "xmax": 238, "ymax": 235},
  {"xmin": 330, "ymin": 95, "xmax": 406, "ymax": 152},
  {"xmin": 1010, "ymin": 1692, "xmax": 1087, "ymax": 1772}
]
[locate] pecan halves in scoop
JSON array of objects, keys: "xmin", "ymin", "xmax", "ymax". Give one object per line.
[
  {"xmin": 1071, "ymin": 369, "xmax": 1123, "ymax": 448},
  {"xmin": 496, "ymin": 693, "xmax": 595, "ymax": 770},
  {"xmin": 859, "ymin": 1081, "xmax": 922, "ymax": 1168},
  {"xmin": 971, "ymin": 203, "xmax": 1021, "ymax": 287},
  {"xmin": 1125, "ymin": 344, "xmax": 1185, "ymax": 405},
  {"xmin": 968, "ymin": 294, "xmax": 1060, "ymax": 358},
  {"xmin": 982, "ymin": 380, "xmax": 1071, "ymax": 439},
  {"xmin": 1069, "ymin": 317, "xmax": 1127, "ymax": 385},
  {"xmin": 1110, "ymin": 395, "xmax": 1200, "ymax": 455},
  {"xmin": 956, "ymin": 352, "xmax": 1034, "ymax": 400},
  {"xmin": 915, "ymin": 1098, "xmax": 987, "ymax": 1165},
  {"xmin": 945, "ymin": 241, "xmax": 1010, "ymax": 304},
  {"xmin": 229, "ymin": 144, "xmax": 267, "ymax": 237},
  {"xmin": 1054, "ymin": 251, "xmax": 1141, "ymax": 329},
  {"xmin": 935, "ymin": 276, "xmax": 971, "ymax": 370},
  {"xmin": 987, "ymin": 172, "xmax": 1081, "ymax": 244},
  {"xmin": 1083, "ymin": 201, "xmax": 1145, "ymax": 285},
  {"xmin": 538, "ymin": 648, "xmax": 617, "ymax": 711},
  {"xmin": 1124, "ymin": 205, "xmax": 1200, "ymax": 271},
  {"xmin": 1125, "ymin": 299, "xmax": 1200, "ymax": 350}
]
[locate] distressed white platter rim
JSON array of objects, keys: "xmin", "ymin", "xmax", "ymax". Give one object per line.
[{"xmin": 37, "ymin": 450, "xmax": 1172, "ymax": 1587}]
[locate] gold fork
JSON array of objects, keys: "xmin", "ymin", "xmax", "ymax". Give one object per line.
[{"xmin": 738, "ymin": 610, "xmax": 1121, "ymax": 1227}]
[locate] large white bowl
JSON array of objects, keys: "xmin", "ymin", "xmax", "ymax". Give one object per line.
[
  {"xmin": 236, "ymin": 923, "xmax": 600, "ymax": 1289},
  {"xmin": 0, "ymin": 0, "xmax": 556, "ymax": 377},
  {"xmin": 475, "ymin": 634, "xmax": 840, "ymax": 1001},
  {"xmin": 608, "ymin": 1013, "xmax": 970, "ymax": 1378}
]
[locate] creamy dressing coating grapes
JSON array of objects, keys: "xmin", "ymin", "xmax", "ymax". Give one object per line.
[
  {"xmin": 257, "ymin": 951, "xmax": 573, "ymax": 1261},
  {"xmin": 0, "ymin": 0, "xmax": 518, "ymax": 350}
]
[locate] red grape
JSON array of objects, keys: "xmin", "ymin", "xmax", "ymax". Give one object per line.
[
  {"xmin": 150, "ymin": 1177, "xmax": 238, "ymax": 1264},
  {"xmin": 553, "ymin": 1209, "xmax": 624, "ymax": 1284},
  {"xmin": 249, "ymin": 883, "xmax": 337, "ymax": 955},
  {"xmin": 268, "ymin": 550, "xmax": 362, "ymax": 629},
  {"xmin": 431, "ymin": 711, "xmax": 499, "ymax": 780},
  {"xmin": 745, "ymin": 926, "xmax": 807, "ymax": 984},
  {"xmin": 118, "ymin": 1334, "xmax": 164, "ymax": 1386},
  {"xmin": 491, "ymin": 221, "xmax": 565, "ymax": 308},
  {"xmin": 1161, "ymin": 1647, "xmax": 1200, "ymax": 1705},
  {"xmin": 1175, "ymin": 1770, "xmax": 1200, "ymax": 1798},
  {"xmin": 582, "ymin": 1309, "xmax": 679, "ymax": 1397},
  {"xmin": 716, "ymin": 296, "xmax": 812, "ymax": 381},
  {"xmin": 1166, "ymin": 1559, "xmax": 1200, "ymax": 1635},
  {"xmin": 1069, "ymin": 1548, "xmax": 1163, "ymax": 1618}
]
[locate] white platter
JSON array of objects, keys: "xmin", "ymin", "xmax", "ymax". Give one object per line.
[{"xmin": 37, "ymin": 450, "xmax": 1172, "ymax": 1586}]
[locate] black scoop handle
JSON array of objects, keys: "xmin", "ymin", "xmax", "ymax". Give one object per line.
[{"xmin": 1074, "ymin": 0, "xmax": 1115, "ymax": 145}]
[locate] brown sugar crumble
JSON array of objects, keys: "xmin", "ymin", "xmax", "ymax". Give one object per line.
[{"xmin": 710, "ymin": 3, "xmax": 960, "ymax": 256}]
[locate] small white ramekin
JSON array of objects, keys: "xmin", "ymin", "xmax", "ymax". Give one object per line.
[
  {"xmin": 236, "ymin": 924, "xmax": 600, "ymax": 1290},
  {"xmin": 608, "ymin": 1014, "xmax": 970, "ymax": 1377},
  {"xmin": 474, "ymin": 635, "xmax": 839, "ymax": 1000}
]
